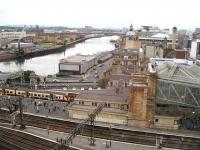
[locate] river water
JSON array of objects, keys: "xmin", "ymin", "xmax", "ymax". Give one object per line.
[{"xmin": 0, "ymin": 36, "xmax": 118, "ymax": 76}]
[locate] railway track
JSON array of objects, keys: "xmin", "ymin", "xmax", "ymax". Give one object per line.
[
  {"xmin": 1, "ymin": 109, "xmax": 200, "ymax": 150},
  {"xmin": 0, "ymin": 125, "xmax": 70, "ymax": 150}
]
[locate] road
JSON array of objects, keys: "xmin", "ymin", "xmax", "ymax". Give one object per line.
[
  {"xmin": 42, "ymin": 58, "xmax": 113, "ymax": 89},
  {"xmin": 83, "ymin": 58, "xmax": 113, "ymax": 82}
]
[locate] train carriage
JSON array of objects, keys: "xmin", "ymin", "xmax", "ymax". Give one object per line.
[
  {"xmin": 0, "ymin": 86, "xmax": 78, "ymax": 103},
  {"xmin": 63, "ymin": 92, "xmax": 77, "ymax": 102},
  {"xmin": 0, "ymin": 87, "xmax": 3, "ymax": 95},
  {"xmin": 53, "ymin": 92, "xmax": 65, "ymax": 101},
  {"xmin": 28, "ymin": 90, "xmax": 51, "ymax": 100},
  {"xmin": 15, "ymin": 88, "xmax": 28, "ymax": 97},
  {"xmin": 4, "ymin": 87, "xmax": 16, "ymax": 96}
]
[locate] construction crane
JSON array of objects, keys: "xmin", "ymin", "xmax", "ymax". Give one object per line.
[
  {"xmin": 18, "ymin": 38, "xmax": 25, "ymax": 58},
  {"xmin": 17, "ymin": 38, "xmax": 25, "ymax": 87},
  {"xmin": 58, "ymin": 103, "xmax": 104, "ymax": 149}
]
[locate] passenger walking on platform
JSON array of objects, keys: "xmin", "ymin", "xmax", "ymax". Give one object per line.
[
  {"xmin": 36, "ymin": 106, "xmax": 39, "ymax": 113},
  {"xmin": 53, "ymin": 106, "xmax": 56, "ymax": 112},
  {"xmin": 44, "ymin": 102, "xmax": 46, "ymax": 107},
  {"xmin": 34, "ymin": 101, "xmax": 37, "ymax": 108},
  {"xmin": 47, "ymin": 125, "xmax": 49, "ymax": 135}
]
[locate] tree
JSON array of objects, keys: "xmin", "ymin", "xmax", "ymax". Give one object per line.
[
  {"xmin": 97, "ymin": 78, "xmax": 108, "ymax": 88},
  {"xmin": 24, "ymin": 70, "xmax": 34, "ymax": 82},
  {"xmin": 6, "ymin": 79, "xmax": 12, "ymax": 84}
]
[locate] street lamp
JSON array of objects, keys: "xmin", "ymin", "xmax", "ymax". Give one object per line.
[
  {"xmin": 156, "ymin": 134, "xmax": 163, "ymax": 149},
  {"xmin": 106, "ymin": 125, "xmax": 112, "ymax": 148},
  {"xmin": 109, "ymin": 125, "xmax": 112, "ymax": 147},
  {"xmin": 46, "ymin": 115, "xmax": 49, "ymax": 135},
  {"xmin": 181, "ymin": 137, "xmax": 184, "ymax": 149}
]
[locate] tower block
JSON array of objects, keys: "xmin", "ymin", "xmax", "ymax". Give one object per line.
[{"xmin": 128, "ymin": 73, "xmax": 156, "ymax": 128}]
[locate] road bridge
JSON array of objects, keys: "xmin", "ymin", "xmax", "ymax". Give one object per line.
[{"xmin": 83, "ymin": 32, "xmax": 125, "ymax": 36}]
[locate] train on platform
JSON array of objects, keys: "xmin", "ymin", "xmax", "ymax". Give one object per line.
[{"xmin": 0, "ymin": 86, "xmax": 77, "ymax": 102}]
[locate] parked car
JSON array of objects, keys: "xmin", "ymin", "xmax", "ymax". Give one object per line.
[
  {"xmin": 99, "ymin": 64, "xmax": 104, "ymax": 67},
  {"xmin": 94, "ymin": 74, "xmax": 99, "ymax": 78}
]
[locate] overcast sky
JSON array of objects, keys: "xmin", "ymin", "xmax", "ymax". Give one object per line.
[{"xmin": 0, "ymin": 0, "xmax": 199, "ymax": 29}]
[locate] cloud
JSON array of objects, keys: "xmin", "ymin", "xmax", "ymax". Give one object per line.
[{"xmin": 0, "ymin": 0, "xmax": 199, "ymax": 29}]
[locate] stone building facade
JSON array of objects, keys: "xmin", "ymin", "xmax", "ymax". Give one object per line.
[{"xmin": 128, "ymin": 73, "xmax": 156, "ymax": 128}]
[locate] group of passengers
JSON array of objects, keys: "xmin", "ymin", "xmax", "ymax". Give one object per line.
[{"xmin": 30, "ymin": 99, "xmax": 67, "ymax": 114}]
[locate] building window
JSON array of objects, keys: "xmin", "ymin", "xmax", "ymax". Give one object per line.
[
  {"xmin": 155, "ymin": 119, "xmax": 159, "ymax": 122},
  {"xmin": 174, "ymin": 120, "xmax": 178, "ymax": 125},
  {"xmin": 82, "ymin": 101, "xmax": 84, "ymax": 105},
  {"xmin": 124, "ymin": 56, "xmax": 128, "ymax": 59},
  {"xmin": 108, "ymin": 103, "xmax": 110, "ymax": 108}
]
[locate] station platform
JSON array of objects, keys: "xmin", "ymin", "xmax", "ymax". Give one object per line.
[
  {"xmin": 23, "ymin": 111, "xmax": 200, "ymax": 138},
  {"xmin": 0, "ymin": 122, "xmax": 178, "ymax": 150},
  {"xmin": 1, "ymin": 108, "xmax": 200, "ymax": 139}
]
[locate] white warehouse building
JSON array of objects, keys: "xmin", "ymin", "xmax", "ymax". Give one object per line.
[
  {"xmin": 59, "ymin": 54, "xmax": 97, "ymax": 75},
  {"xmin": 190, "ymin": 39, "xmax": 200, "ymax": 60}
]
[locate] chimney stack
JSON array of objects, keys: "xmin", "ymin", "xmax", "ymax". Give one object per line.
[{"xmin": 172, "ymin": 26, "xmax": 177, "ymax": 49}]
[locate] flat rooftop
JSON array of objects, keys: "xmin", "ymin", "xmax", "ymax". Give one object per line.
[
  {"xmin": 49, "ymin": 88, "xmax": 129, "ymax": 103},
  {"xmin": 113, "ymin": 49, "xmax": 139, "ymax": 56},
  {"xmin": 60, "ymin": 54, "xmax": 96, "ymax": 64}
]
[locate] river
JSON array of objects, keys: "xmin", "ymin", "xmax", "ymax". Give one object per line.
[{"xmin": 0, "ymin": 36, "xmax": 118, "ymax": 76}]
